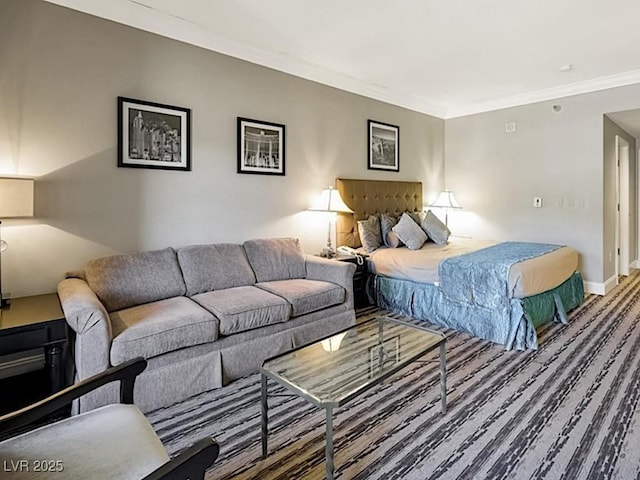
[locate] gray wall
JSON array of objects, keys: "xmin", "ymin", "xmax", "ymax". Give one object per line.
[
  {"xmin": 445, "ymin": 86, "xmax": 640, "ymax": 286},
  {"xmin": 0, "ymin": 0, "xmax": 444, "ymax": 297}
]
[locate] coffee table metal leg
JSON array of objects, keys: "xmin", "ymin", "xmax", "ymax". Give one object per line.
[
  {"xmin": 440, "ymin": 341, "xmax": 447, "ymax": 414},
  {"xmin": 326, "ymin": 406, "xmax": 334, "ymax": 480},
  {"xmin": 261, "ymin": 374, "xmax": 268, "ymax": 458}
]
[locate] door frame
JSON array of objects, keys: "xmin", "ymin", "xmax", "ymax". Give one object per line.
[{"xmin": 615, "ymin": 135, "xmax": 631, "ymax": 279}]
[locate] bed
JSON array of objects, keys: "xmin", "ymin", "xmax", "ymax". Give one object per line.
[{"xmin": 335, "ymin": 178, "xmax": 584, "ymax": 350}]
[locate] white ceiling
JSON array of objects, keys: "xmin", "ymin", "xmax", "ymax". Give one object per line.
[{"xmin": 45, "ymin": 0, "xmax": 640, "ymax": 119}]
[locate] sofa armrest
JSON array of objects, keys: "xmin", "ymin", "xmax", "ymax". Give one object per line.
[
  {"xmin": 305, "ymin": 255, "xmax": 356, "ymax": 309},
  {"xmin": 58, "ymin": 278, "xmax": 113, "ymax": 380}
]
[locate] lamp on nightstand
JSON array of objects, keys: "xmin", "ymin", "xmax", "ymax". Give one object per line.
[
  {"xmin": 430, "ymin": 190, "xmax": 462, "ymax": 226},
  {"xmin": 308, "ymin": 186, "xmax": 354, "ymax": 258},
  {"xmin": 0, "ymin": 177, "xmax": 35, "ymax": 307}
]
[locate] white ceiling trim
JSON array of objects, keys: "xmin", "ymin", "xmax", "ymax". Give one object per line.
[
  {"xmin": 445, "ymin": 68, "xmax": 640, "ymax": 119},
  {"xmin": 43, "ymin": 0, "xmax": 640, "ymax": 120},
  {"xmin": 43, "ymin": 0, "xmax": 449, "ymax": 118}
]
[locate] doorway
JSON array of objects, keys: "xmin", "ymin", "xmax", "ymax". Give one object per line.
[{"xmin": 615, "ymin": 135, "xmax": 630, "ymax": 280}]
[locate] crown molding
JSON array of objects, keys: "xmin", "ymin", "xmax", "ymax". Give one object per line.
[
  {"xmin": 41, "ymin": 1, "xmax": 640, "ymax": 121},
  {"xmin": 444, "ymin": 69, "xmax": 640, "ymax": 119},
  {"xmin": 43, "ymin": 0, "xmax": 448, "ymax": 119}
]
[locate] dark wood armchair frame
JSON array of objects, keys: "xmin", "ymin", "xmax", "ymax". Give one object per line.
[{"xmin": 0, "ymin": 358, "xmax": 219, "ymax": 480}]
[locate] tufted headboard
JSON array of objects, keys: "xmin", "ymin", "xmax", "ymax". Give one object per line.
[{"xmin": 336, "ymin": 178, "xmax": 423, "ymax": 248}]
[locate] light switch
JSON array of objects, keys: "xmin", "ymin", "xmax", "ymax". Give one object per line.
[{"xmin": 533, "ymin": 197, "xmax": 542, "ymax": 208}]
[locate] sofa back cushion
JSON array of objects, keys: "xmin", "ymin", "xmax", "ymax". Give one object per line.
[
  {"xmin": 243, "ymin": 238, "xmax": 306, "ymax": 283},
  {"xmin": 177, "ymin": 244, "xmax": 256, "ymax": 296},
  {"xmin": 85, "ymin": 248, "xmax": 186, "ymax": 312}
]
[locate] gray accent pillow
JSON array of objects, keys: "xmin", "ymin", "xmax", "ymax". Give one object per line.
[
  {"xmin": 243, "ymin": 238, "xmax": 306, "ymax": 283},
  {"xmin": 85, "ymin": 248, "xmax": 187, "ymax": 312},
  {"xmin": 357, "ymin": 215, "xmax": 382, "ymax": 253},
  {"xmin": 380, "ymin": 213, "xmax": 403, "ymax": 248},
  {"xmin": 421, "ymin": 210, "xmax": 451, "ymax": 245},
  {"xmin": 392, "ymin": 213, "xmax": 428, "ymax": 250},
  {"xmin": 177, "ymin": 244, "xmax": 256, "ymax": 296},
  {"xmin": 406, "ymin": 211, "xmax": 424, "ymax": 225}
]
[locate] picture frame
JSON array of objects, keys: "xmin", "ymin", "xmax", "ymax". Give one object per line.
[
  {"xmin": 237, "ymin": 117, "xmax": 285, "ymax": 176},
  {"xmin": 368, "ymin": 119, "xmax": 399, "ymax": 172},
  {"xmin": 118, "ymin": 96, "xmax": 191, "ymax": 171}
]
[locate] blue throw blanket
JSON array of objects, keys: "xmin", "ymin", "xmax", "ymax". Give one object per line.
[{"xmin": 439, "ymin": 241, "xmax": 563, "ymax": 310}]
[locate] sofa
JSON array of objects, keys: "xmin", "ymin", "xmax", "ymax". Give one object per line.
[{"xmin": 58, "ymin": 238, "xmax": 356, "ymax": 414}]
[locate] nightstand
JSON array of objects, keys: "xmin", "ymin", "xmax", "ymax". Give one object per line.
[
  {"xmin": 332, "ymin": 253, "xmax": 369, "ymax": 308},
  {"xmin": 0, "ymin": 293, "xmax": 68, "ymax": 396}
]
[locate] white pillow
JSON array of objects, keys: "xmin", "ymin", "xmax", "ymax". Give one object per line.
[{"xmin": 392, "ymin": 213, "xmax": 428, "ymax": 250}]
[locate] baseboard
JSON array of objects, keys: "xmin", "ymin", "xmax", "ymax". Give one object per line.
[
  {"xmin": 584, "ymin": 268, "xmax": 640, "ymax": 295},
  {"xmin": 583, "ymin": 275, "xmax": 618, "ymax": 296},
  {"xmin": 0, "ymin": 354, "xmax": 44, "ymax": 380},
  {"xmin": 584, "ymin": 275, "xmax": 617, "ymax": 295}
]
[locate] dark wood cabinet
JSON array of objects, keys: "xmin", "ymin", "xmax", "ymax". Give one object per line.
[
  {"xmin": 332, "ymin": 254, "xmax": 369, "ymax": 308},
  {"xmin": 0, "ymin": 294, "xmax": 67, "ymax": 396}
]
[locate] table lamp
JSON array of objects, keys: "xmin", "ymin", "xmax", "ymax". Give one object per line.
[
  {"xmin": 308, "ymin": 186, "xmax": 354, "ymax": 258},
  {"xmin": 430, "ymin": 190, "xmax": 462, "ymax": 226},
  {"xmin": 0, "ymin": 177, "xmax": 35, "ymax": 307}
]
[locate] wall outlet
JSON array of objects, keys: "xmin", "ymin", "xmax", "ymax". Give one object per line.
[
  {"xmin": 533, "ymin": 197, "xmax": 542, "ymax": 208},
  {"xmin": 505, "ymin": 122, "xmax": 517, "ymax": 133}
]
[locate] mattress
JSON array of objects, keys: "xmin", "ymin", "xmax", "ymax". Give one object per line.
[{"xmin": 367, "ymin": 237, "xmax": 579, "ymax": 298}]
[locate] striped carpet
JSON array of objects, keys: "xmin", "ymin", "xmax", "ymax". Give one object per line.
[{"xmin": 147, "ymin": 271, "xmax": 640, "ymax": 479}]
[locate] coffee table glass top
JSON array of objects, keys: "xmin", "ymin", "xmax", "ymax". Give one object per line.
[{"xmin": 261, "ymin": 316, "xmax": 445, "ymax": 407}]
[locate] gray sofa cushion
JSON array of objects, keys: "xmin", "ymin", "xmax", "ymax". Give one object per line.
[
  {"xmin": 256, "ymin": 279, "xmax": 345, "ymax": 317},
  {"xmin": 243, "ymin": 238, "xmax": 306, "ymax": 283},
  {"xmin": 110, "ymin": 296, "xmax": 217, "ymax": 364},
  {"xmin": 192, "ymin": 286, "xmax": 291, "ymax": 335},
  {"xmin": 85, "ymin": 248, "xmax": 186, "ymax": 312},
  {"xmin": 177, "ymin": 243, "xmax": 256, "ymax": 295}
]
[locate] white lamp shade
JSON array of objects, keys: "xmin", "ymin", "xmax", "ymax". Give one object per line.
[
  {"xmin": 308, "ymin": 187, "xmax": 354, "ymax": 213},
  {"xmin": 431, "ymin": 190, "xmax": 462, "ymax": 209},
  {"xmin": 0, "ymin": 178, "xmax": 34, "ymax": 217}
]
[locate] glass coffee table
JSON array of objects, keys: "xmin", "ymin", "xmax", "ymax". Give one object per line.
[{"xmin": 260, "ymin": 316, "xmax": 446, "ymax": 480}]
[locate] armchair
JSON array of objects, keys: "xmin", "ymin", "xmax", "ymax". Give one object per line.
[{"xmin": 0, "ymin": 358, "xmax": 219, "ymax": 479}]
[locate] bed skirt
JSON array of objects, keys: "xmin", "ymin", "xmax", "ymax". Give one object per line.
[{"xmin": 375, "ymin": 271, "xmax": 584, "ymax": 350}]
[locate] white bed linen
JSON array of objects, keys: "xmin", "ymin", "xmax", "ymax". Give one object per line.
[{"xmin": 367, "ymin": 237, "xmax": 579, "ymax": 298}]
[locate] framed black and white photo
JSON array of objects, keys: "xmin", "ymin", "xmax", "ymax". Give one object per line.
[
  {"xmin": 237, "ymin": 117, "xmax": 285, "ymax": 176},
  {"xmin": 118, "ymin": 96, "xmax": 191, "ymax": 171},
  {"xmin": 368, "ymin": 120, "xmax": 399, "ymax": 172}
]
